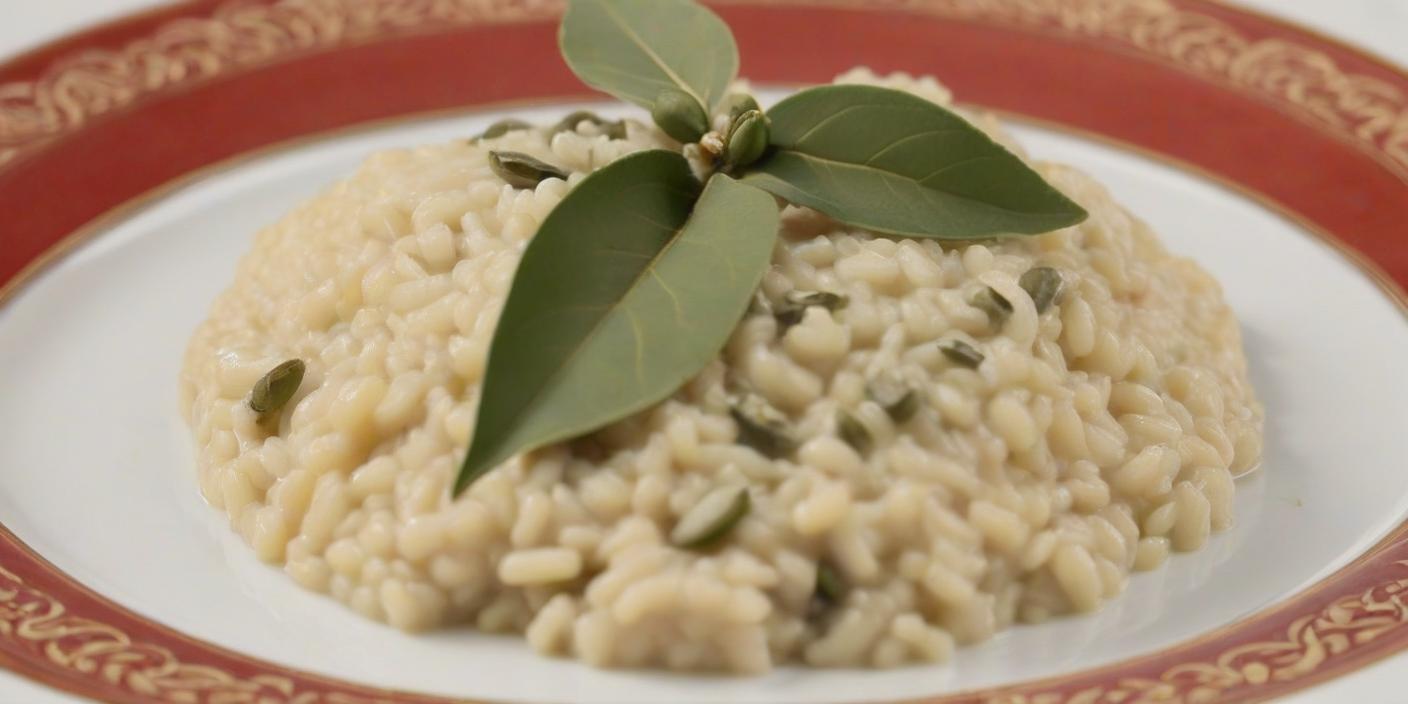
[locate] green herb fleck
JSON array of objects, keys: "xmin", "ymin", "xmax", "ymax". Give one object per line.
[
  {"xmin": 1019, "ymin": 266, "xmax": 1064, "ymax": 314},
  {"xmin": 970, "ymin": 286, "xmax": 1013, "ymax": 328},
  {"xmin": 836, "ymin": 411, "xmax": 873, "ymax": 455},
  {"xmin": 730, "ymin": 395, "xmax": 797, "ymax": 459},
  {"xmin": 249, "ymin": 359, "xmax": 305, "ymax": 428},
  {"xmin": 488, "ymin": 151, "xmax": 570, "ymax": 189},
  {"xmin": 552, "ymin": 110, "xmax": 627, "ymax": 140},
  {"xmin": 941, "ymin": 339, "xmax": 985, "ymax": 368},
  {"xmin": 816, "ymin": 562, "xmax": 845, "ymax": 603},
  {"xmin": 476, "ymin": 118, "xmax": 532, "ymax": 141},
  {"xmin": 672, "ymin": 485, "xmax": 750, "ymax": 549},
  {"xmin": 867, "ymin": 377, "xmax": 920, "ymax": 424},
  {"xmin": 774, "ymin": 290, "xmax": 848, "ymax": 332}
]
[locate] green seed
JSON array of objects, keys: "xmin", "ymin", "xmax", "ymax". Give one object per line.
[
  {"xmin": 788, "ymin": 290, "xmax": 847, "ymax": 309},
  {"xmin": 774, "ymin": 290, "xmax": 849, "ymax": 332},
  {"xmin": 866, "ymin": 377, "xmax": 920, "ymax": 424},
  {"xmin": 836, "ymin": 411, "xmax": 873, "ymax": 455},
  {"xmin": 488, "ymin": 151, "xmax": 569, "ymax": 189},
  {"xmin": 941, "ymin": 339, "xmax": 985, "ymax": 368},
  {"xmin": 672, "ymin": 485, "xmax": 750, "ymax": 549},
  {"xmin": 552, "ymin": 110, "xmax": 626, "ymax": 140},
  {"xmin": 1019, "ymin": 266, "xmax": 1064, "ymax": 314},
  {"xmin": 651, "ymin": 89, "xmax": 709, "ymax": 144},
  {"xmin": 249, "ymin": 359, "xmax": 305, "ymax": 426},
  {"xmin": 723, "ymin": 109, "xmax": 770, "ymax": 171},
  {"xmin": 970, "ymin": 286, "xmax": 1013, "ymax": 328},
  {"xmin": 815, "ymin": 562, "xmax": 845, "ymax": 603},
  {"xmin": 476, "ymin": 118, "xmax": 532, "ymax": 141},
  {"xmin": 730, "ymin": 395, "xmax": 797, "ymax": 458},
  {"xmin": 722, "ymin": 93, "xmax": 761, "ymax": 123}
]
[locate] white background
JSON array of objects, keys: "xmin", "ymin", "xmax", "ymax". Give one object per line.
[{"xmin": 1, "ymin": 1, "xmax": 1406, "ymax": 703}]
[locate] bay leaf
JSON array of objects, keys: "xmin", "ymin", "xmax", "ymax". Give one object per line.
[
  {"xmin": 454, "ymin": 152, "xmax": 780, "ymax": 494},
  {"xmin": 741, "ymin": 85, "xmax": 1088, "ymax": 238},
  {"xmin": 559, "ymin": 0, "xmax": 738, "ymax": 113}
]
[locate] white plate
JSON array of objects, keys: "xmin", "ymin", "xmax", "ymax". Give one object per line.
[{"xmin": 1, "ymin": 97, "xmax": 1406, "ymax": 703}]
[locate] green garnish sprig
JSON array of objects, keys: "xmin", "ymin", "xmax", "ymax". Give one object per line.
[{"xmin": 453, "ymin": 0, "xmax": 1087, "ymax": 494}]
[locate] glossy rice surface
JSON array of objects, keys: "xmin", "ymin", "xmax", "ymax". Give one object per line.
[{"xmin": 181, "ymin": 70, "xmax": 1263, "ymax": 673}]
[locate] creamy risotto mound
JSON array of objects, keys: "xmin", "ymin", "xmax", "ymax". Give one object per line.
[{"xmin": 181, "ymin": 70, "xmax": 1263, "ymax": 673}]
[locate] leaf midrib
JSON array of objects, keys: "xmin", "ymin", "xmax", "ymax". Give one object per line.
[
  {"xmin": 766, "ymin": 148, "xmax": 1076, "ymax": 219},
  {"xmin": 600, "ymin": 0, "xmax": 709, "ymax": 109},
  {"xmin": 481, "ymin": 192, "xmax": 698, "ymax": 468}
]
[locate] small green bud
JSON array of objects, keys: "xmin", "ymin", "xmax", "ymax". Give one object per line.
[
  {"xmin": 724, "ymin": 109, "xmax": 770, "ymax": 171},
  {"xmin": 651, "ymin": 89, "xmax": 709, "ymax": 144},
  {"xmin": 722, "ymin": 93, "xmax": 761, "ymax": 123}
]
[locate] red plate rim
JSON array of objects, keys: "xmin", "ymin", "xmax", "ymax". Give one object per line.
[{"xmin": 1, "ymin": 1, "xmax": 1408, "ymax": 702}]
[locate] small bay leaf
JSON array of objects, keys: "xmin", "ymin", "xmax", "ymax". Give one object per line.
[
  {"xmin": 559, "ymin": 0, "xmax": 738, "ymax": 112},
  {"xmin": 454, "ymin": 151, "xmax": 780, "ymax": 494},
  {"xmin": 741, "ymin": 85, "xmax": 1088, "ymax": 238}
]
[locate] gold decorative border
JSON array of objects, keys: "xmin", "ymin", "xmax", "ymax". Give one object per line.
[
  {"xmin": 0, "ymin": 0, "xmax": 563, "ymax": 166},
  {"xmin": 986, "ymin": 543, "xmax": 1408, "ymax": 703},
  {"xmin": 3, "ymin": 0, "xmax": 1408, "ymax": 180},
  {"xmin": 0, "ymin": 564, "xmax": 394, "ymax": 704},
  {"xmin": 726, "ymin": 0, "xmax": 1408, "ymax": 182},
  {"xmin": 1, "ymin": 0, "xmax": 1408, "ymax": 703}
]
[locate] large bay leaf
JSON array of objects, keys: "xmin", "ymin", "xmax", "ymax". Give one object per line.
[
  {"xmin": 741, "ymin": 85, "xmax": 1088, "ymax": 238},
  {"xmin": 559, "ymin": 0, "xmax": 738, "ymax": 112},
  {"xmin": 454, "ymin": 152, "xmax": 779, "ymax": 494}
]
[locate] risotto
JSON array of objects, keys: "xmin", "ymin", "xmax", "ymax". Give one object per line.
[{"xmin": 180, "ymin": 70, "xmax": 1263, "ymax": 673}]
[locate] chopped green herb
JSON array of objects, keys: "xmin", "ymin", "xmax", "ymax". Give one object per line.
[
  {"xmin": 815, "ymin": 562, "xmax": 845, "ymax": 603},
  {"xmin": 866, "ymin": 377, "xmax": 920, "ymax": 424},
  {"xmin": 774, "ymin": 290, "xmax": 848, "ymax": 332},
  {"xmin": 1019, "ymin": 266, "xmax": 1064, "ymax": 313},
  {"xmin": 808, "ymin": 561, "xmax": 846, "ymax": 619},
  {"xmin": 476, "ymin": 118, "xmax": 532, "ymax": 141},
  {"xmin": 970, "ymin": 286, "xmax": 1013, "ymax": 328},
  {"xmin": 672, "ymin": 485, "xmax": 750, "ymax": 549},
  {"xmin": 249, "ymin": 359, "xmax": 305, "ymax": 428},
  {"xmin": 488, "ymin": 151, "xmax": 570, "ymax": 189},
  {"xmin": 730, "ymin": 395, "xmax": 797, "ymax": 458},
  {"xmin": 836, "ymin": 411, "xmax": 873, "ymax": 455},
  {"xmin": 552, "ymin": 110, "xmax": 627, "ymax": 140},
  {"xmin": 941, "ymin": 339, "xmax": 985, "ymax": 368}
]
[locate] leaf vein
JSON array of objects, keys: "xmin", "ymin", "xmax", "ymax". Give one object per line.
[
  {"xmin": 600, "ymin": 1, "xmax": 708, "ymax": 108},
  {"xmin": 916, "ymin": 154, "xmax": 1002, "ymax": 184},
  {"xmin": 650, "ymin": 268, "xmax": 687, "ymax": 326},
  {"xmin": 863, "ymin": 128, "xmax": 963, "ymax": 166},
  {"xmin": 776, "ymin": 150, "xmax": 1079, "ymax": 218},
  {"xmin": 790, "ymin": 104, "xmax": 868, "ymax": 148}
]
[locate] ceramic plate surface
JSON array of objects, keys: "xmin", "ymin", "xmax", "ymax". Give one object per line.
[{"xmin": 2, "ymin": 2, "xmax": 1408, "ymax": 702}]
